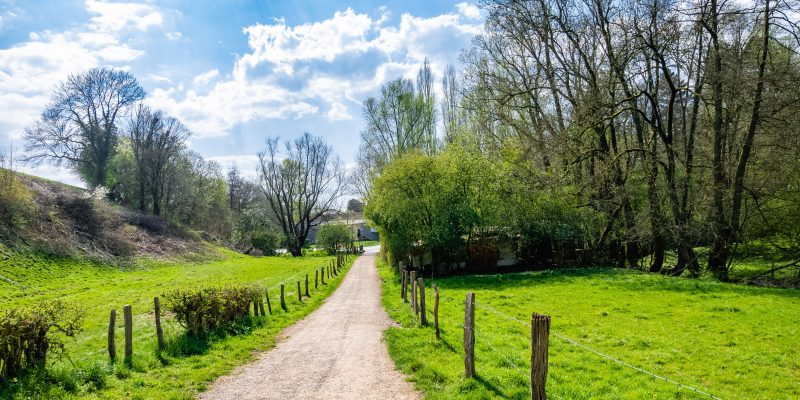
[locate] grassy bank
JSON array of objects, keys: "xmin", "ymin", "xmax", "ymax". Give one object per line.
[
  {"xmin": 379, "ymin": 262, "xmax": 800, "ymax": 399},
  {"xmin": 0, "ymin": 246, "xmax": 355, "ymax": 399}
]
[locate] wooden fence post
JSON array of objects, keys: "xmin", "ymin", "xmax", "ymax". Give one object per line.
[
  {"xmin": 464, "ymin": 293, "xmax": 475, "ymax": 379},
  {"xmin": 265, "ymin": 289, "xmax": 272, "ymax": 315},
  {"xmin": 108, "ymin": 309, "xmax": 116, "ymax": 361},
  {"xmin": 434, "ymin": 285, "xmax": 440, "ymax": 339},
  {"xmin": 305, "ymin": 274, "xmax": 310, "ymax": 297},
  {"xmin": 154, "ymin": 297, "xmax": 165, "ymax": 352},
  {"xmin": 315, "ymin": 269, "xmax": 319, "ymax": 288},
  {"xmin": 418, "ymin": 277, "xmax": 427, "ymax": 325},
  {"xmin": 280, "ymin": 284, "xmax": 287, "ymax": 311},
  {"xmin": 297, "ymin": 281, "xmax": 302, "ymax": 302},
  {"xmin": 410, "ymin": 271, "xmax": 418, "ymax": 315},
  {"xmin": 258, "ymin": 298, "xmax": 265, "ymax": 316},
  {"xmin": 531, "ymin": 313, "xmax": 551, "ymax": 400},
  {"xmin": 123, "ymin": 304, "xmax": 133, "ymax": 361},
  {"xmin": 321, "ymin": 267, "xmax": 326, "ymax": 284},
  {"xmin": 401, "ymin": 269, "xmax": 407, "ymax": 301}
]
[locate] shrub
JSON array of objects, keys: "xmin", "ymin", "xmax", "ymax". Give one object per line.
[
  {"xmin": 0, "ymin": 156, "xmax": 34, "ymax": 237},
  {"xmin": 163, "ymin": 286, "xmax": 260, "ymax": 337},
  {"xmin": 316, "ymin": 223, "xmax": 353, "ymax": 255},
  {"xmin": 250, "ymin": 230, "xmax": 280, "ymax": 255},
  {"xmin": 0, "ymin": 300, "xmax": 84, "ymax": 381}
]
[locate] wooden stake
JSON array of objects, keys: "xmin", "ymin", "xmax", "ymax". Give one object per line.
[
  {"xmin": 265, "ymin": 289, "xmax": 272, "ymax": 314},
  {"xmin": 123, "ymin": 304, "xmax": 133, "ymax": 361},
  {"xmin": 410, "ymin": 271, "xmax": 417, "ymax": 315},
  {"xmin": 315, "ymin": 269, "xmax": 319, "ymax": 288},
  {"xmin": 418, "ymin": 277, "xmax": 427, "ymax": 325},
  {"xmin": 401, "ymin": 269, "xmax": 407, "ymax": 301},
  {"xmin": 434, "ymin": 285, "xmax": 440, "ymax": 339},
  {"xmin": 464, "ymin": 293, "xmax": 475, "ymax": 379},
  {"xmin": 280, "ymin": 284, "xmax": 287, "ymax": 311},
  {"xmin": 108, "ymin": 309, "xmax": 116, "ymax": 361},
  {"xmin": 531, "ymin": 313, "xmax": 551, "ymax": 400},
  {"xmin": 305, "ymin": 274, "xmax": 310, "ymax": 297},
  {"xmin": 258, "ymin": 298, "xmax": 266, "ymax": 316},
  {"xmin": 321, "ymin": 267, "xmax": 326, "ymax": 284},
  {"xmin": 297, "ymin": 281, "xmax": 302, "ymax": 302},
  {"xmin": 154, "ymin": 297, "xmax": 165, "ymax": 352}
]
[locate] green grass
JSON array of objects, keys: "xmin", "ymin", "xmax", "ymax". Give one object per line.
[
  {"xmin": 379, "ymin": 262, "xmax": 800, "ymax": 399},
  {"xmin": 0, "ymin": 245, "xmax": 355, "ymax": 399}
]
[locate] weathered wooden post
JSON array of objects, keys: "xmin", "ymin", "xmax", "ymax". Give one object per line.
[
  {"xmin": 434, "ymin": 285, "xmax": 440, "ymax": 339},
  {"xmin": 154, "ymin": 297, "xmax": 165, "ymax": 351},
  {"xmin": 315, "ymin": 269, "xmax": 319, "ymax": 288},
  {"xmin": 305, "ymin": 274, "xmax": 310, "ymax": 297},
  {"xmin": 321, "ymin": 267, "xmax": 326, "ymax": 284},
  {"xmin": 531, "ymin": 313, "xmax": 551, "ymax": 400},
  {"xmin": 297, "ymin": 281, "xmax": 302, "ymax": 302},
  {"xmin": 418, "ymin": 277, "xmax": 427, "ymax": 325},
  {"xmin": 108, "ymin": 309, "xmax": 116, "ymax": 361},
  {"xmin": 410, "ymin": 271, "xmax": 418, "ymax": 315},
  {"xmin": 401, "ymin": 269, "xmax": 407, "ymax": 301},
  {"xmin": 464, "ymin": 293, "xmax": 475, "ymax": 379},
  {"xmin": 280, "ymin": 284, "xmax": 287, "ymax": 311},
  {"xmin": 123, "ymin": 304, "xmax": 133, "ymax": 361},
  {"xmin": 265, "ymin": 289, "xmax": 272, "ymax": 314}
]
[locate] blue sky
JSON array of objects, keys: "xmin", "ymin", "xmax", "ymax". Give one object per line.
[{"xmin": 0, "ymin": 0, "xmax": 484, "ymax": 185}]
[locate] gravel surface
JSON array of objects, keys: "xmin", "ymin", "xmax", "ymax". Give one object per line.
[{"xmin": 198, "ymin": 246, "xmax": 421, "ymax": 400}]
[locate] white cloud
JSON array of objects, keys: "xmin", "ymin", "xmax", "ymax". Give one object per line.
[
  {"xmin": 238, "ymin": 9, "xmax": 373, "ymax": 75},
  {"xmin": 159, "ymin": 5, "xmax": 483, "ymax": 138},
  {"xmin": 456, "ymin": 3, "xmax": 482, "ymax": 20},
  {"xmin": 85, "ymin": 0, "xmax": 163, "ymax": 33},
  {"xmin": 192, "ymin": 69, "xmax": 219, "ymax": 86},
  {"xmin": 207, "ymin": 155, "xmax": 261, "ymax": 179},
  {"xmin": 165, "ymin": 31, "xmax": 182, "ymax": 41},
  {"xmin": 327, "ymin": 102, "xmax": 352, "ymax": 121}
]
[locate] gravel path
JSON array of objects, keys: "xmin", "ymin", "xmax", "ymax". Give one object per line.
[{"xmin": 198, "ymin": 246, "xmax": 420, "ymax": 400}]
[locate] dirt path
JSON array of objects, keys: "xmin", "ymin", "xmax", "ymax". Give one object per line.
[{"xmin": 199, "ymin": 246, "xmax": 420, "ymax": 400}]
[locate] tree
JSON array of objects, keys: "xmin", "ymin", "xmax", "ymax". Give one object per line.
[
  {"xmin": 128, "ymin": 105, "xmax": 190, "ymax": 216},
  {"xmin": 346, "ymin": 199, "xmax": 364, "ymax": 214},
  {"xmin": 258, "ymin": 133, "xmax": 346, "ymax": 256},
  {"xmin": 316, "ymin": 223, "xmax": 353, "ymax": 255},
  {"xmin": 23, "ymin": 68, "xmax": 145, "ymax": 188}
]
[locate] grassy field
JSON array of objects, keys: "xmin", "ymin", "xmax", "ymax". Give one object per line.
[
  {"xmin": 379, "ymin": 261, "xmax": 800, "ymax": 399},
  {"xmin": 0, "ymin": 245, "xmax": 354, "ymax": 399}
]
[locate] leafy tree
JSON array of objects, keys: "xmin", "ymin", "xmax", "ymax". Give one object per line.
[{"xmin": 316, "ymin": 223, "xmax": 353, "ymax": 255}]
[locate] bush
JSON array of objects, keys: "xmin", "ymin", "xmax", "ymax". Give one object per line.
[
  {"xmin": 0, "ymin": 163, "xmax": 34, "ymax": 237},
  {"xmin": 250, "ymin": 230, "xmax": 280, "ymax": 255},
  {"xmin": 316, "ymin": 223, "xmax": 353, "ymax": 255},
  {"xmin": 0, "ymin": 300, "xmax": 84, "ymax": 381},
  {"xmin": 163, "ymin": 286, "xmax": 260, "ymax": 337}
]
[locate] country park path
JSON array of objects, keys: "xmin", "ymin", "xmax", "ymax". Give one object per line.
[{"xmin": 199, "ymin": 246, "xmax": 421, "ymax": 400}]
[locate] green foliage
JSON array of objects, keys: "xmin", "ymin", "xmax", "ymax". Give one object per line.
[
  {"xmin": 250, "ymin": 230, "xmax": 280, "ymax": 255},
  {"xmin": 0, "ymin": 300, "xmax": 84, "ymax": 381},
  {"xmin": 164, "ymin": 286, "xmax": 259, "ymax": 337},
  {"xmin": 0, "ymin": 167, "xmax": 33, "ymax": 238},
  {"xmin": 316, "ymin": 223, "xmax": 353, "ymax": 255},
  {"xmin": 379, "ymin": 260, "xmax": 800, "ymax": 399}
]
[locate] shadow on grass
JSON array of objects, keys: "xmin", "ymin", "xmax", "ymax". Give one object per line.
[
  {"xmin": 162, "ymin": 315, "xmax": 267, "ymax": 359},
  {"xmin": 474, "ymin": 374, "xmax": 507, "ymax": 398}
]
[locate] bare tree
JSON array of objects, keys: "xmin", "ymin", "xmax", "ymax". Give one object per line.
[
  {"xmin": 128, "ymin": 105, "xmax": 190, "ymax": 216},
  {"xmin": 258, "ymin": 133, "xmax": 346, "ymax": 256},
  {"xmin": 23, "ymin": 68, "xmax": 145, "ymax": 187}
]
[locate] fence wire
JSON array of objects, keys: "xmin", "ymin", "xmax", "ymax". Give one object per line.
[{"xmin": 468, "ymin": 299, "xmax": 722, "ymax": 400}]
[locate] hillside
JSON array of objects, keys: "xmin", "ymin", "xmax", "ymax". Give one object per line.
[{"xmin": 0, "ymin": 170, "xmax": 204, "ymax": 263}]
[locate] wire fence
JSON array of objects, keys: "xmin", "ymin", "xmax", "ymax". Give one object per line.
[{"xmin": 406, "ymin": 277, "xmax": 723, "ymax": 400}]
